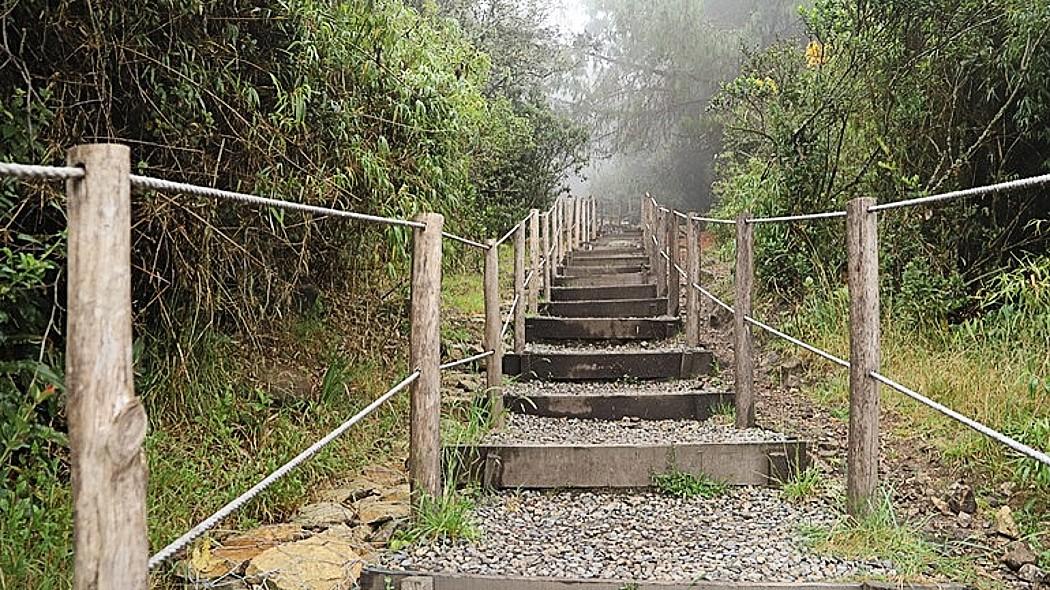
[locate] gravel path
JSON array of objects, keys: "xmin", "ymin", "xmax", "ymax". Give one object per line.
[
  {"xmin": 380, "ymin": 488, "xmax": 897, "ymax": 582},
  {"xmin": 483, "ymin": 414, "xmax": 787, "ymax": 445},
  {"xmin": 525, "ymin": 340, "xmax": 693, "ymax": 354},
  {"xmin": 504, "ymin": 379, "xmax": 726, "ymax": 396}
]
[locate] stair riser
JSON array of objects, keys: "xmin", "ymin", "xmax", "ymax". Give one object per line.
[
  {"xmin": 525, "ymin": 317, "xmax": 678, "ymax": 341},
  {"xmin": 566, "ymin": 255, "xmax": 647, "ymax": 266},
  {"xmin": 555, "ymin": 274, "xmax": 649, "ymax": 288},
  {"xmin": 569, "ymin": 247, "xmax": 643, "ymax": 258},
  {"xmin": 543, "ymin": 299, "xmax": 668, "ymax": 318},
  {"xmin": 550, "ymin": 285, "xmax": 657, "ymax": 301},
  {"xmin": 503, "ymin": 351, "xmax": 710, "ymax": 381},
  {"xmin": 561, "ymin": 265, "xmax": 647, "ymax": 276},
  {"xmin": 453, "ymin": 441, "xmax": 808, "ymax": 488},
  {"xmin": 505, "ymin": 392, "xmax": 732, "ymax": 420}
]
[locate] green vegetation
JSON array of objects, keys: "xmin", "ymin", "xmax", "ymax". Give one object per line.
[
  {"xmin": 650, "ymin": 469, "xmax": 728, "ymax": 499},
  {"xmin": 779, "ymin": 467, "xmax": 825, "ymax": 503},
  {"xmin": 0, "ymin": 2, "xmax": 584, "ymax": 586},
  {"xmin": 802, "ymin": 490, "xmax": 969, "ymax": 581},
  {"xmin": 390, "ymin": 486, "xmax": 480, "ymax": 548}
]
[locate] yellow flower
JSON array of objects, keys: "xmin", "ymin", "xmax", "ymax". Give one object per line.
[{"xmin": 806, "ymin": 40, "xmax": 829, "ymax": 67}]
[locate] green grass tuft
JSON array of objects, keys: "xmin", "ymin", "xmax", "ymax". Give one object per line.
[
  {"xmin": 779, "ymin": 467, "xmax": 825, "ymax": 502},
  {"xmin": 650, "ymin": 469, "xmax": 728, "ymax": 499}
]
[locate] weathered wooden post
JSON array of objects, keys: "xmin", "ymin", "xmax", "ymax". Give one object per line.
[
  {"xmin": 846, "ymin": 197, "xmax": 880, "ymax": 515},
  {"xmin": 666, "ymin": 211, "xmax": 680, "ymax": 317},
  {"xmin": 483, "ymin": 239, "xmax": 503, "ymax": 416},
  {"xmin": 655, "ymin": 208, "xmax": 667, "ymax": 298},
  {"xmin": 685, "ymin": 213, "xmax": 701, "ymax": 347},
  {"xmin": 67, "ymin": 143, "xmax": 147, "ymax": 590},
  {"xmin": 528, "ymin": 208, "xmax": 540, "ymax": 314},
  {"xmin": 642, "ymin": 196, "xmax": 651, "ymax": 258},
  {"xmin": 543, "ymin": 211, "xmax": 553, "ymax": 302},
  {"xmin": 734, "ymin": 213, "xmax": 755, "ymax": 428},
  {"xmin": 573, "ymin": 198, "xmax": 581, "ymax": 249},
  {"xmin": 514, "ymin": 220, "xmax": 526, "ymax": 353},
  {"xmin": 410, "ymin": 212, "xmax": 444, "ymax": 501}
]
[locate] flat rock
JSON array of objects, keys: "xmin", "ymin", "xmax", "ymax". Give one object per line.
[
  {"xmin": 994, "ymin": 505, "xmax": 1020, "ymax": 538},
  {"xmin": 1003, "ymin": 541, "xmax": 1038, "ymax": 570},
  {"xmin": 293, "ymin": 502, "xmax": 355, "ymax": 529},
  {"xmin": 246, "ymin": 529, "xmax": 365, "ymax": 589},
  {"xmin": 356, "ymin": 497, "xmax": 411, "ymax": 525},
  {"xmin": 180, "ymin": 525, "xmax": 310, "ymax": 580}
]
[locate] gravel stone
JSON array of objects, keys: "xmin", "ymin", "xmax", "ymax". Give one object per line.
[
  {"xmin": 379, "ymin": 488, "xmax": 897, "ymax": 582},
  {"xmin": 483, "ymin": 414, "xmax": 787, "ymax": 446},
  {"xmin": 504, "ymin": 379, "xmax": 725, "ymax": 397}
]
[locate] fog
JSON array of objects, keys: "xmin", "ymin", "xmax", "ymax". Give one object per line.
[{"xmin": 552, "ymin": 0, "xmax": 804, "ymax": 215}]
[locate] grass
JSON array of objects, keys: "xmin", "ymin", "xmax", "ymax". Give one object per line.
[
  {"xmin": 390, "ymin": 485, "xmax": 479, "ymax": 549},
  {"xmin": 650, "ymin": 468, "xmax": 728, "ymax": 499},
  {"xmin": 779, "ymin": 466, "xmax": 825, "ymax": 502},
  {"xmin": 802, "ymin": 489, "xmax": 969, "ymax": 581}
]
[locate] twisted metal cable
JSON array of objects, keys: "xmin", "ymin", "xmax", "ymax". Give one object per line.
[
  {"xmin": 0, "ymin": 162, "xmax": 85, "ymax": 180},
  {"xmin": 870, "ymin": 372, "xmax": 1050, "ymax": 467},
  {"xmin": 130, "ymin": 174, "xmax": 425, "ymax": 229},
  {"xmin": 748, "ymin": 211, "xmax": 847, "ymax": 224},
  {"xmin": 870, "ymin": 173, "xmax": 1050, "ymax": 212},
  {"xmin": 147, "ymin": 371, "xmax": 420, "ymax": 570},
  {"xmin": 442, "ymin": 232, "xmax": 489, "ymax": 250},
  {"xmin": 440, "ymin": 350, "xmax": 495, "ymax": 371},
  {"xmin": 494, "ymin": 224, "xmax": 520, "ymax": 248},
  {"xmin": 500, "ymin": 294, "xmax": 520, "ymax": 339}
]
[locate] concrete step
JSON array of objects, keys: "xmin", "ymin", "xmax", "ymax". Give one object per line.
[
  {"xmin": 565, "ymin": 254, "xmax": 648, "ymax": 266},
  {"xmin": 554, "ymin": 274, "xmax": 649, "ymax": 288},
  {"xmin": 543, "ymin": 298, "xmax": 668, "ymax": 318},
  {"xmin": 503, "ymin": 349, "xmax": 711, "ymax": 381},
  {"xmin": 506, "ymin": 390, "xmax": 731, "ymax": 420},
  {"xmin": 561, "ymin": 264, "xmax": 647, "ymax": 276},
  {"xmin": 525, "ymin": 317, "xmax": 678, "ymax": 341},
  {"xmin": 551, "ymin": 284, "xmax": 657, "ymax": 301},
  {"xmin": 453, "ymin": 439, "xmax": 808, "ymax": 488}
]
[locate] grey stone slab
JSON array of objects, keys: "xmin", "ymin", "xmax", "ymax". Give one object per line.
[
  {"xmin": 452, "ymin": 440, "xmax": 809, "ymax": 488},
  {"xmin": 525, "ymin": 317, "xmax": 678, "ymax": 341},
  {"xmin": 505, "ymin": 391, "xmax": 732, "ymax": 420},
  {"xmin": 543, "ymin": 298, "xmax": 668, "ymax": 318},
  {"xmin": 551, "ymin": 284, "xmax": 658, "ymax": 301},
  {"xmin": 503, "ymin": 350, "xmax": 711, "ymax": 381}
]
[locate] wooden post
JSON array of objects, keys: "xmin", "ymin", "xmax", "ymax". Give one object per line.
[
  {"xmin": 410, "ymin": 212, "xmax": 444, "ymax": 501},
  {"xmin": 514, "ymin": 221, "xmax": 526, "ymax": 353},
  {"xmin": 846, "ymin": 197, "xmax": 880, "ymax": 515},
  {"xmin": 528, "ymin": 209, "xmax": 540, "ymax": 314},
  {"xmin": 641, "ymin": 196, "xmax": 651, "ymax": 258},
  {"xmin": 655, "ymin": 208, "xmax": 667, "ymax": 298},
  {"xmin": 543, "ymin": 211, "xmax": 552, "ymax": 302},
  {"xmin": 574, "ymin": 198, "xmax": 582, "ymax": 249},
  {"xmin": 666, "ymin": 211, "xmax": 680, "ymax": 317},
  {"xmin": 67, "ymin": 144, "xmax": 147, "ymax": 590},
  {"xmin": 483, "ymin": 239, "xmax": 503, "ymax": 416},
  {"xmin": 734, "ymin": 213, "xmax": 755, "ymax": 428},
  {"xmin": 685, "ymin": 213, "xmax": 701, "ymax": 347}
]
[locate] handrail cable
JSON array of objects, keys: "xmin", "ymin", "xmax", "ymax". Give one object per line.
[
  {"xmin": 870, "ymin": 372, "xmax": 1050, "ymax": 467},
  {"xmin": 0, "ymin": 161, "xmax": 85, "ymax": 180},
  {"xmin": 147, "ymin": 370, "xmax": 420, "ymax": 569},
  {"xmin": 441, "ymin": 231, "xmax": 490, "ymax": 250},
  {"xmin": 130, "ymin": 174, "xmax": 425, "ymax": 229},
  {"xmin": 440, "ymin": 350, "xmax": 495, "ymax": 371},
  {"xmin": 869, "ymin": 173, "xmax": 1050, "ymax": 212},
  {"xmin": 748, "ymin": 211, "xmax": 847, "ymax": 224}
]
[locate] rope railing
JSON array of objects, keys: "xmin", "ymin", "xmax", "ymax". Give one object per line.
[
  {"xmin": 501, "ymin": 293, "xmax": 520, "ymax": 340},
  {"xmin": 440, "ymin": 350, "xmax": 495, "ymax": 371},
  {"xmin": 442, "ymin": 231, "xmax": 490, "ymax": 250},
  {"xmin": 0, "ymin": 161, "xmax": 86, "ymax": 180},
  {"xmin": 147, "ymin": 370, "xmax": 420, "ymax": 569},
  {"xmin": 130, "ymin": 174, "xmax": 426, "ymax": 229}
]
